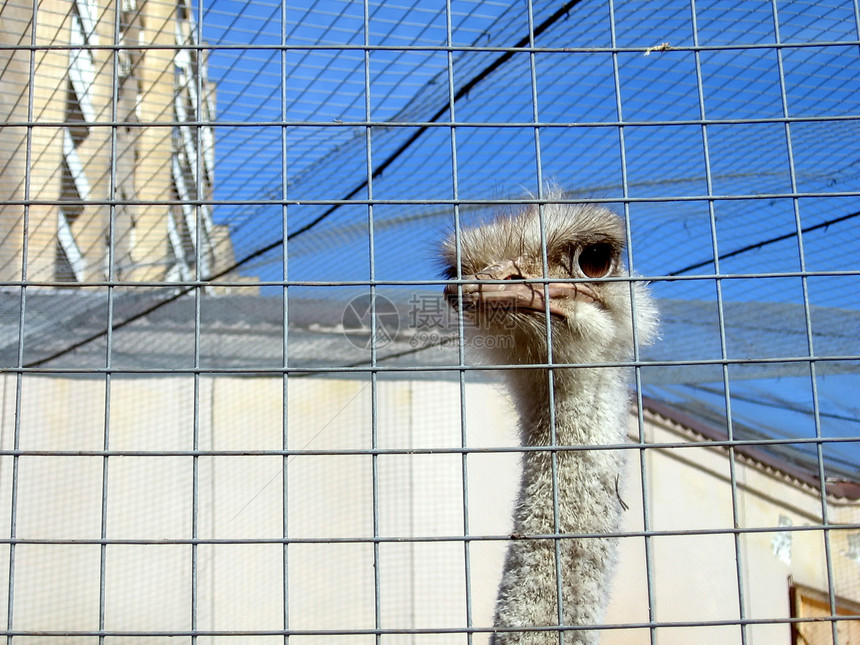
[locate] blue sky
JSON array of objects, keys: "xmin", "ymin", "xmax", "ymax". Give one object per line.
[{"xmin": 193, "ymin": 0, "xmax": 860, "ymax": 474}]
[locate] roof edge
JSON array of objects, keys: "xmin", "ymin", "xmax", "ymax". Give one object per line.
[{"xmin": 639, "ymin": 395, "xmax": 860, "ymax": 502}]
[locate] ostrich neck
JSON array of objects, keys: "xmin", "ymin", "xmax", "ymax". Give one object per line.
[
  {"xmin": 512, "ymin": 365, "xmax": 628, "ymax": 447},
  {"xmin": 509, "ymin": 364, "xmax": 629, "ymax": 536},
  {"xmin": 491, "ymin": 365, "xmax": 630, "ymax": 645}
]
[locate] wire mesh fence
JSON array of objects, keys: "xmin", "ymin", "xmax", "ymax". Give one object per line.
[{"xmin": 0, "ymin": 0, "xmax": 859, "ymax": 642}]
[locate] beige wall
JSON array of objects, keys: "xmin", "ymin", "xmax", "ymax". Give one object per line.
[
  {"xmin": 0, "ymin": 0, "xmax": 239, "ymax": 286},
  {"xmin": 606, "ymin": 411, "xmax": 859, "ymax": 645},
  {"xmin": 0, "ymin": 373, "xmax": 856, "ymax": 643}
]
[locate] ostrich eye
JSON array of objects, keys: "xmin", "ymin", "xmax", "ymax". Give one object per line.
[{"xmin": 577, "ymin": 243, "xmax": 614, "ymax": 278}]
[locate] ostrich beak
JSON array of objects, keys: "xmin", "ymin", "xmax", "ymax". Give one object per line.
[{"xmin": 444, "ymin": 259, "xmax": 599, "ymax": 319}]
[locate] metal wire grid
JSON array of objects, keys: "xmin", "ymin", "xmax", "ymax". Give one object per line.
[{"xmin": 0, "ymin": 0, "xmax": 859, "ymax": 642}]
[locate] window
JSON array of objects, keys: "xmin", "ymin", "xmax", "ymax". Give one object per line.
[{"xmin": 791, "ymin": 582, "xmax": 860, "ymax": 645}]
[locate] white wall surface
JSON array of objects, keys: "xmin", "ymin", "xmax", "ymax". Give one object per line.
[{"xmin": 0, "ymin": 374, "xmax": 856, "ymax": 643}]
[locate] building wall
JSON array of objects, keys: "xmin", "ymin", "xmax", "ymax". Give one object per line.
[
  {"xmin": 606, "ymin": 411, "xmax": 860, "ymax": 645},
  {"xmin": 0, "ymin": 373, "xmax": 856, "ymax": 643},
  {"xmin": 0, "ymin": 0, "xmax": 237, "ymax": 285}
]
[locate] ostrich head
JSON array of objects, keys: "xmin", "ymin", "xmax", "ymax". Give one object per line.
[{"xmin": 441, "ymin": 197, "xmax": 657, "ymax": 372}]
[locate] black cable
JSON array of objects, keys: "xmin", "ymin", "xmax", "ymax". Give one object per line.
[
  {"xmin": 285, "ymin": 0, "xmax": 586, "ymax": 240},
  {"xmin": 24, "ymin": 0, "xmax": 584, "ymax": 368},
  {"xmin": 668, "ymin": 208, "xmax": 860, "ymax": 276}
]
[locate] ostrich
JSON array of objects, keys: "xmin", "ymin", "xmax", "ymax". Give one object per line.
[{"xmin": 441, "ymin": 194, "xmax": 657, "ymax": 645}]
